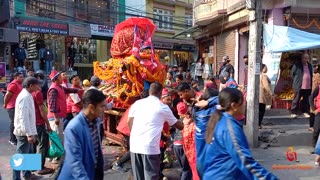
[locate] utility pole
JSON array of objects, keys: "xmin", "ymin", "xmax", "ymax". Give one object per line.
[{"xmin": 244, "ymin": 0, "xmax": 262, "ymax": 148}]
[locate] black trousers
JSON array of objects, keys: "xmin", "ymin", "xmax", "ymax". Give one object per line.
[
  {"xmin": 130, "ymin": 153, "xmax": 160, "ymax": 180},
  {"xmin": 17, "ymin": 59, "xmax": 24, "ymax": 67},
  {"xmin": 68, "ymin": 57, "xmax": 75, "ymax": 68},
  {"xmin": 310, "ymin": 113, "xmax": 315, "ymax": 128},
  {"xmin": 117, "ymin": 135, "xmax": 130, "ymax": 166},
  {"xmin": 173, "ymin": 145, "xmax": 192, "ymax": 180},
  {"xmin": 196, "ymin": 76, "xmax": 204, "ymax": 90},
  {"xmin": 35, "ymin": 124, "xmax": 49, "ymax": 169},
  {"xmin": 259, "ymin": 103, "xmax": 266, "ymax": 127},
  {"xmin": 7, "ymin": 108, "xmax": 17, "ymax": 143},
  {"xmin": 313, "ymin": 114, "xmax": 320, "ymax": 147},
  {"xmin": 291, "ymin": 89, "xmax": 311, "ymax": 114}
]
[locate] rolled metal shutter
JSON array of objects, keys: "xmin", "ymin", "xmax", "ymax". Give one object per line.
[{"xmin": 216, "ymin": 30, "xmax": 236, "ymax": 74}]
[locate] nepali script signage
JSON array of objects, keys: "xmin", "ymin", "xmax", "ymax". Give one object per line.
[
  {"xmin": 16, "ymin": 18, "xmax": 68, "ymax": 35},
  {"xmin": 153, "ymin": 41, "xmax": 174, "ymax": 49},
  {"xmin": 90, "ymin": 24, "xmax": 114, "ymax": 37}
]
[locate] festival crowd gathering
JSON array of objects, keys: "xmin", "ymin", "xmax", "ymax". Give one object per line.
[{"xmin": 3, "ymin": 18, "xmax": 320, "ymax": 180}]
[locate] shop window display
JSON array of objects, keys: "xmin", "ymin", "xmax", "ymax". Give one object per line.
[
  {"xmin": 20, "ymin": 33, "xmax": 40, "ymax": 60},
  {"xmin": 174, "ymin": 51, "xmax": 193, "ymax": 70},
  {"xmin": 273, "ymin": 52, "xmax": 302, "ymax": 109},
  {"xmin": 155, "ymin": 49, "xmax": 170, "ymax": 64},
  {"xmin": 19, "ymin": 33, "xmax": 66, "ymax": 71},
  {"xmin": 66, "ymin": 37, "xmax": 97, "ymax": 64}
]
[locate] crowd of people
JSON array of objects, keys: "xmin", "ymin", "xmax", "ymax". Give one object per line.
[
  {"xmin": 4, "ymin": 52, "xmax": 320, "ymax": 180},
  {"xmin": 115, "ymin": 53, "xmax": 280, "ymax": 180},
  {"xmin": 3, "ymin": 68, "xmax": 111, "ymax": 179}
]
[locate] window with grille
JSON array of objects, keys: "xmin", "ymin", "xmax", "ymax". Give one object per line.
[
  {"xmin": 185, "ymin": 15, "xmax": 192, "ymax": 27},
  {"xmin": 26, "ymin": 0, "xmax": 56, "ymax": 18},
  {"xmin": 153, "ymin": 8, "xmax": 173, "ymax": 30}
]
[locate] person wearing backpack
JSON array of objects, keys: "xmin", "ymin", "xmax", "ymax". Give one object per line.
[{"xmin": 219, "ymin": 55, "xmax": 234, "ymax": 91}]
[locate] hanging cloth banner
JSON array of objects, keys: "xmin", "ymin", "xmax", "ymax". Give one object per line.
[{"xmin": 264, "ymin": 24, "xmax": 320, "ymax": 53}]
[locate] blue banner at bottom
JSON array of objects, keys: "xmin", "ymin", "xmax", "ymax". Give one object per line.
[{"xmin": 10, "ymin": 154, "xmax": 41, "ymax": 170}]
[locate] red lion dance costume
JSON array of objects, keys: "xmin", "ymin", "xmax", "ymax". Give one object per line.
[{"xmin": 93, "ymin": 18, "xmax": 166, "ymax": 108}]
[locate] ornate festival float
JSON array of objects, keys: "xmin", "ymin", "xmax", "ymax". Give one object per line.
[{"xmin": 93, "ymin": 18, "xmax": 166, "ymax": 145}]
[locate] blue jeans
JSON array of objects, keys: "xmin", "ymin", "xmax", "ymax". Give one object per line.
[
  {"xmin": 13, "ymin": 136, "xmax": 33, "ymax": 180},
  {"xmin": 45, "ymin": 60, "xmax": 52, "ymax": 75}
]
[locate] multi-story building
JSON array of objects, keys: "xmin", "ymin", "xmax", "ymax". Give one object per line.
[
  {"xmin": 124, "ymin": 0, "xmax": 196, "ymax": 68},
  {"xmin": 193, "ymin": 0, "xmax": 320, "ymax": 85},
  {"xmin": 0, "ymin": 0, "xmax": 118, "ymax": 78}
]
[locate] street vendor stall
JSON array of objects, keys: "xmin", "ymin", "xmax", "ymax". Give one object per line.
[
  {"xmin": 93, "ymin": 18, "xmax": 166, "ymax": 146},
  {"xmin": 263, "ymin": 24, "xmax": 320, "ymax": 109},
  {"xmin": 272, "ymin": 52, "xmax": 300, "ymax": 109}
]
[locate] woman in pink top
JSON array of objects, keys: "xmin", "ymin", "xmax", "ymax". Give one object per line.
[{"xmin": 3, "ymin": 72, "xmax": 24, "ymax": 145}]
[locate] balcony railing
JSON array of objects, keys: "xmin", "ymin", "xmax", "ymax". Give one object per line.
[{"xmin": 193, "ymin": 0, "xmax": 227, "ymax": 25}]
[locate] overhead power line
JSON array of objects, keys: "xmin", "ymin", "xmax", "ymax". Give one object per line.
[{"xmin": 14, "ymin": 0, "xmax": 193, "ymax": 30}]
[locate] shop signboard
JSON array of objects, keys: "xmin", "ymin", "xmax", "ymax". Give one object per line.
[
  {"xmin": 0, "ymin": 62, "xmax": 6, "ymax": 85},
  {"xmin": 69, "ymin": 24, "xmax": 91, "ymax": 38},
  {"xmin": 90, "ymin": 24, "xmax": 114, "ymax": 37},
  {"xmin": 16, "ymin": 18, "xmax": 68, "ymax": 35},
  {"xmin": 174, "ymin": 44, "xmax": 196, "ymax": 51},
  {"xmin": 0, "ymin": 27, "xmax": 19, "ymax": 43},
  {"xmin": 153, "ymin": 41, "xmax": 174, "ymax": 49}
]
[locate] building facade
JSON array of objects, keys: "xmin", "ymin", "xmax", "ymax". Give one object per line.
[
  {"xmin": 0, "ymin": 0, "xmax": 117, "ymax": 79},
  {"xmin": 193, "ymin": 0, "xmax": 249, "ymax": 84},
  {"xmin": 193, "ymin": 0, "xmax": 320, "ymax": 85},
  {"xmin": 125, "ymin": 0, "xmax": 196, "ymax": 69}
]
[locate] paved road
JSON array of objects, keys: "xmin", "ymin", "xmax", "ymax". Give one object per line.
[
  {"xmin": 1, "ymin": 93, "xmax": 320, "ymax": 180},
  {"xmin": 253, "ymin": 146, "xmax": 320, "ymax": 180}
]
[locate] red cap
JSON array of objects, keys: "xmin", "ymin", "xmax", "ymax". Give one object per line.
[
  {"xmin": 162, "ymin": 88, "xmax": 169, "ymax": 98},
  {"xmin": 49, "ymin": 70, "xmax": 61, "ymax": 81},
  {"xmin": 177, "ymin": 102, "xmax": 188, "ymax": 115}
]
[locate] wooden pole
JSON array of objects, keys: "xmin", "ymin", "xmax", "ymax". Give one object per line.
[{"xmin": 244, "ymin": 0, "xmax": 262, "ymax": 148}]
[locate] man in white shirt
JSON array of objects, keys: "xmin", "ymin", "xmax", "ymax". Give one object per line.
[
  {"xmin": 13, "ymin": 76, "xmax": 40, "ymax": 180},
  {"xmin": 128, "ymin": 82, "xmax": 184, "ymax": 180}
]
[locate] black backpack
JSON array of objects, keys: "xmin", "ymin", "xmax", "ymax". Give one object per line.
[{"xmin": 219, "ymin": 66, "xmax": 228, "ymax": 84}]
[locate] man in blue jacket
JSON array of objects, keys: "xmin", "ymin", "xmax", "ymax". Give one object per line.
[
  {"xmin": 44, "ymin": 45, "xmax": 54, "ymax": 74},
  {"xmin": 14, "ymin": 43, "xmax": 27, "ymax": 68},
  {"xmin": 58, "ymin": 89, "xmax": 106, "ymax": 180}
]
